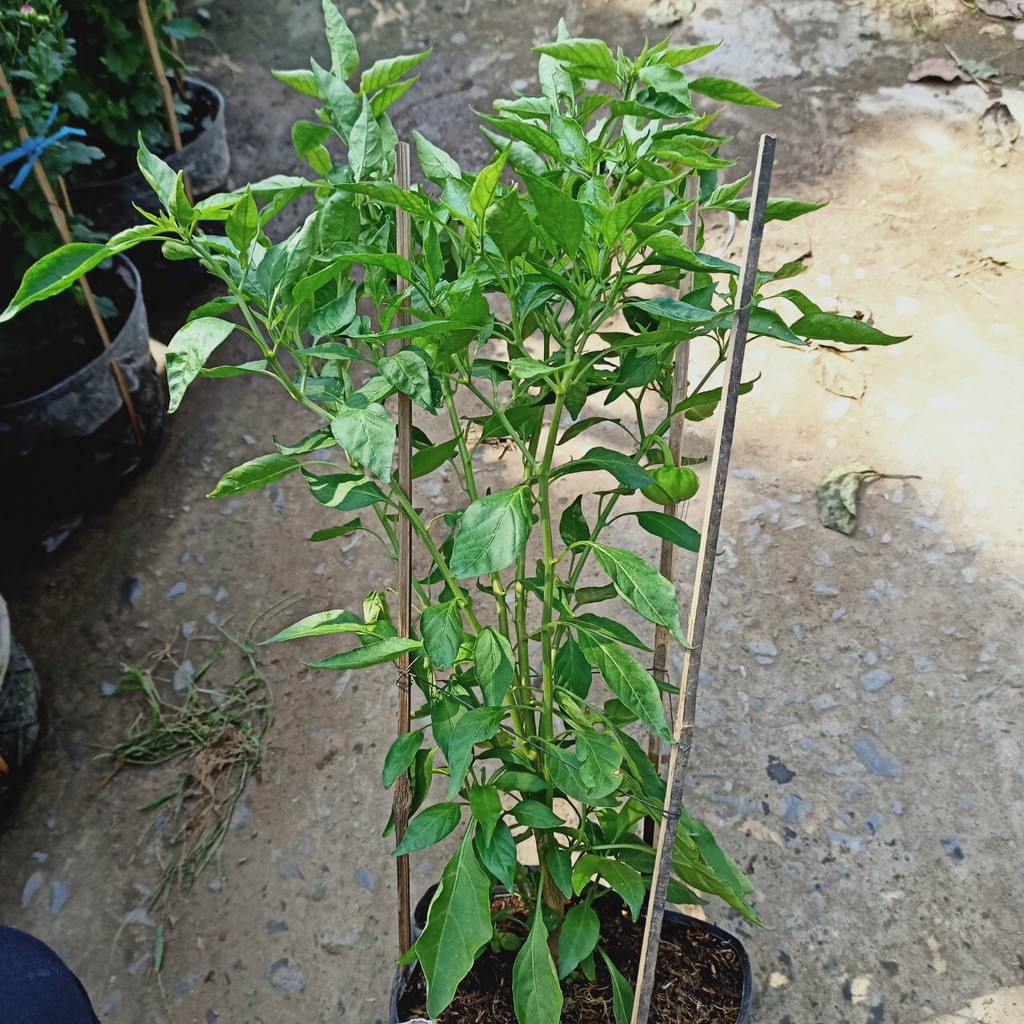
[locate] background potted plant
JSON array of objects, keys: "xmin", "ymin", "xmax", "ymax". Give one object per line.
[
  {"xmin": 62, "ymin": 0, "xmax": 230, "ymax": 292},
  {"xmin": 0, "ymin": 0, "xmax": 163, "ymax": 541},
  {"xmin": 1, "ymin": 2, "xmax": 908, "ymax": 1019}
]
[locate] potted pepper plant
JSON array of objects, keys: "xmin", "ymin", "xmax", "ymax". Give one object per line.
[
  {"xmin": 2, "ymin": 2, "xmax": 909, "ymax": 1019},
  {"xmin": 0, "ymin": 0, "xmax": 163, "ymax": 538}
]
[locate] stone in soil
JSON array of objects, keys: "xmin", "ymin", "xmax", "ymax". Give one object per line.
[{"xmin": 267, "ymin": 958, "xmax": 305, "ymax": 993}]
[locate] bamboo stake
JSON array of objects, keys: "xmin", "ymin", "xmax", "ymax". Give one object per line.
[
  {"xmin": 0, "ymin": 65, "xmax": 143, "ymax": 446},
  {"xmin": 630, "ymin": 135, "xmax": 776, "ymax": 1024},
  {"xmin": 392, "ymin": 141, "xmax": 415, "ymax": 957},
  {"xmin": 644, "ymin": 173, "xmax": 699, "ymax": 847},
  {"xmin": 137, "ymin": 0, "xmax": 193, "ymax": 203}
]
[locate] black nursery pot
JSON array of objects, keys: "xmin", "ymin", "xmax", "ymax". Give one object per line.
[
  {"xmin": 0, "ymin": 256, "xmax": 165, "ymax": 539},
  {"xmin": 390, "ymin": 884, "xmax": 754, "ymax": 1024},
  {"xmin": 69, "ymin": 77, "xmax": 230, "ymax": 298}
]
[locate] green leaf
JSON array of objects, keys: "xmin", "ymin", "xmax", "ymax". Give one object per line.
[
  {"xmin": 276, "ymin": 428, "xmax": 335, "ymax": 456},
  {"xmin": 689, "ymin": 75, "xmax": 780, "ymax": 108},
  {"xmin": 791, "ymin": 312, "xmax": 911, "ymax": 346},
  {"xmin": 199, "ymin": 360, "xmax": 268, "ymax": 380},
  {"xmin": 816, "ymin": 462, "xmax": 876, "ymax": 536},
  {"xmin": 292, "ymin": 119, "xmax": 333, "ymax": 158},
  {"xmin": 349, "ymin": 95, "xmax": 384, "ymax": 181},
  {"xmin": 446, "ymin": 706, "xmax": 506, "ymax": 799},
  {"xmin": 572, "ymin": 854, "xmax": 645, "ymax": 919},
  {"xmin": 137, "ymin": 139, "xmax": 177, "ymax": 207},
  {"xmin": 208, "ymin": 454, "xmax": 300, "ymax": 498},
  {"xmin": 552, "ymin": 447, "xmax": 653, "ymax": 491},
  {"xmin": 412, "ymin": 439, "xmax": 459, "ymax": 479},
  {"xmin": 554, "ymin": 638, "xmax": 592, "ymax": 699},
  {"xmin": 577, "ymin": 731, "xmax": 623, "ymax": 790},
  {"xmin": 421, "ymin": 601, "xmax": 464, "ymax": 670},
  {"xmin": 468, "ymin": 784, "xmax": 503, "ymax": 841},
  {"xmin": 523, "ymin": 173, "xmax": 584, "ymax": 254},
  {"xmin": 470, "ymin": 148, "xmax": 508, "ymax": 221},
  {"xmin": 748, "ymin": 306, "xmax": 804, "ymax": 346},
  {"xmin": 451, "ymin": 487, "xmax": 534, "ymax": 578},
  {"xmin": 412, "ymin": 831, "xmax": 493, "ymax": 1018},
  {"xmin": 322, "ymin": 0, "xmax": 359, "ymax": 77},
  {"xmin": 307, "ymin": 636, "xmax": 422, "ymax": 670},
  {"xmin": 303, "ymin": 470, "xmax": 387, "ymax": 511},
  {"xmin": 225, "ymin": 188, "xmax": 261, "ymax": 258},
  {"xmin": 383, "ymin": 730, "xmax": 425, "ymax": 788},
  {"xmin": 550, "ymin": 112, "xmax": 589, "ymax": 167},
  {"xmin": 657, "ymin": 43, "xmax": 722, "ymax": 65},
  {"xmin": 331, "ymin": 401, "xmax": 397, "ymax": 482},
  {"xmin": 494, "ymin": 770, "xmax": 548, "ymax": 794},
  {"xmin": 513, "ymin": 909, "xmax": 563, "ymax": 1024},
  {"xmin": 394, "ymin": 802, "xmax": 462, "ymax": 857},
  {"xmin": 474, "ymin": 628, "xmax": 515, "ymax": 707},
  {"xmin": 379, "ymin": 348, "xmax": 435, "ymax": 410},
  {"xmin": 533, "ymin": 38, "xmax": 617, "ymax": 84},
  {"xmin": 558, "ymin": 903, "xmax": 600, "ymax": 979},
  {"xmin": 598, "ymin": 948, "xmax": 635, "ymax": 1024},
  {"xmin": 413, "ymin": 129, "xmax": 462, "ymax": 185},
  {"xmin": 272, "ymin": 67, "xmax": 320, "ymax": 97},
  {"xmin": 547, "ymin": 846, "xmax": 574, "ymax": 899},
  {"xmin": 714, "ymin": 197, "xmax": 827, "ymax": 223},
  {"xmin": 474, "ymin": 819, "xmax": 516, "ymax": 892},
  {"xmin": 485, "ymin": 191, "xmax": 532, "ymax": 261},
  {"xmin": 309, "ymin": 520, "xmax": 363, "ymax": 543},
  {"xmin": 559, "ymin": 495, "xmax": 591, "ymax": 547},
  {"xmin": 165, "ymin": 317, "xmax": 237, "ymax": 413},
  {"xmin": 512, "ymin": 800, "xmax": 563, "ymax": 829},
  {"xmin": 1, "ymin": 243, "xmax": 107, "ymax": 321},
  {"xmin": 576, "ymin": 633, "xmax": 671, "ymax": 741},
  {"xmin": 589, "ymin": 543, "xmax": 686, "ymax": 644},
  {"xmin": 360, "ymin": 50, "xmax": 430, "ymax": 93},
  {"xmin": 634, "ymin": 511, "xmax": 701, "ymax": 552}
]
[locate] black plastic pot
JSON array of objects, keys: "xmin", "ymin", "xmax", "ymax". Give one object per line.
[
  {"xmin": 69, "ymin": 77, "xmax": 230, "ymax": 297},
  {"xmin": 0, "ymin": 594, "xmax": 43, "ymax": 822},
  {"xmin": 0, "ymin": 256, "xmax": 165, "ymax": 538},
  {"xmin": 390, "ymin": 884, "xmax": 753, "ymax": 1024}
]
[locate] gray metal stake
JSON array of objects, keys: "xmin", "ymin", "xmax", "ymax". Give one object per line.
[{"xmin": 630, "ymin": 134, "xmax": 776, "ymax": 1024}]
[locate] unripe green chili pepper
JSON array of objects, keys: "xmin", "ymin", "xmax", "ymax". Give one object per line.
[{"xmin": 641, "ymin": 436, "xmax": 700, "ymax": 504}]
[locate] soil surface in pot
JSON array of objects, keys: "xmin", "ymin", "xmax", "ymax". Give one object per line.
[
  {"xmin": 397, "ymin": 895, "xmax": 745, "ymax": 1024},
  {"xmin": 0, "ymin": 266, "xmax": 135, "ymax": 405}
]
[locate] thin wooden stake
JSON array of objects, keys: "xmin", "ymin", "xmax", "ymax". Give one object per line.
[
  {"xmin": 630, "ymin": 135, "xmax": 776, "ymax": 1024},
  {"xmin": 644, "ymin": 173, "xmax": 699, "ymax": 847},
  {"xmin": 392, "ymin": 141, "xmax": 415, "ymax": 957},
  {"xmin": 0, "ymin": 65, "xmax": 143, "ymax": 446},
  {"xmin": 137, "ymin": 0, "xmax": 193, "ymax": 203}
]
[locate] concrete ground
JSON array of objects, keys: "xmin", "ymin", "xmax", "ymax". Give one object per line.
[{"xmin": 1, "ymin": 1, "xmax": 1023, "ymax": 1022}]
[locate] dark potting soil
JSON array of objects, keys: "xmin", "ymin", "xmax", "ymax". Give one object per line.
[
  {"xmin": 397, "ymin": 895, "xmax": 745, "ymax": 1024},
  {"xmin": 0, "ymin": 265, "xmax": 135, "ymax": 405}
]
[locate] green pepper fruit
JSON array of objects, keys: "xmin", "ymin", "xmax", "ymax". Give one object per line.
[{"xmin": 641, "ymin": 466, "xmax": 699, "ymax": 504}]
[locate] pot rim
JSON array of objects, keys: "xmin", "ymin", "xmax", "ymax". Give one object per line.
[
  {"xmin": 0, "ymin": 255, "xmax": 143, "ymax": 413},
  {"xmin": 68, "ymin": 76, "xmax": 226, "ymax": 194}
]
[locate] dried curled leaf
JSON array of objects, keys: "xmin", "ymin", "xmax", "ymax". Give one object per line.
[{"xmin": 817, "ymin": 463, "xmax": 876, "ymax": 536}]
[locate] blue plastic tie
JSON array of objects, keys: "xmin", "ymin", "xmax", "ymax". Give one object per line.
[{"xmin": 0, "ymin": 105, "xmax": 86, "ymax": 190}]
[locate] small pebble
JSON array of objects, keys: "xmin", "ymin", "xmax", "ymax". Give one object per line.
[
  {"xmin": 173, "ymin": 660, "xmax": 195, "ymax": 693},
  {"xmin": 165, "ymin": 582, "xmax": 187, "ymax": 599},
  {"xmin": 181, "ymin": 622, "xmax": 195, "ymax": 639},
  {"xmin": 813, "ymin": 581, "xmax": 839, "ymax": 596},
  {"xmin": 850, "ymin": 737, "xmax": 902, "ymax": 777},
  {"xmin": 266, "ymin": 920, "xmax": 289, "ymax": 934},
  {"xmin": 49, "ymin": 880, "xmax": 69, "ymax": 915},
  {"xmin": 100, "ymin": 681, "xmax": 119, "ymax": 697},
  {"xmin": 940, "ymin": 835, "xmax": 965, "ymax": 864},
  {"xmin": 732, "ymin": 469, "xmax": 756, "ymax": 480},
  {"xmin": 861, "ymin": 669, "xmax": 894, "ymax": 693},
  {"xmin": 215, "ymin": 587, "xmax": 230, "ymax": 603},
  {"xmin": 278, "ymin": 860, "xmax": 305, "ymax": 881},
  {"xmin": 21, "ymin": 872, "xmax": 44, "ymax": 909},
  {"xmin": 122, "ymin": 578, "xmax": 145, "ymax": 604},
  {"xmin": 30, "ymin": 852, "xmax": 48, "ymax": 863},
  {"xmin": 354, "ymin": 867, "xmax": 375, "ymax": 891},
  {"xmin": 173, "ymin": 970, "xmax": 201, "ymax": 1003},
  {"xmin": 748, "ymin": 640, "xmax": 778, "ymax": 658},
  {"xmin": 267, "ymin": 958, "xmax": 306, "ymax": 993}
]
